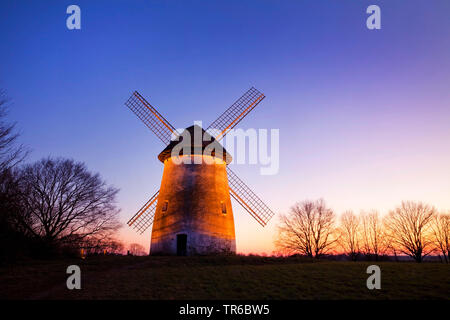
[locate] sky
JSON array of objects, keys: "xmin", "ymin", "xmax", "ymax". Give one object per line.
[{"xmin": 0, "ymin": 0, "xmax": 449, "ymax": 254}]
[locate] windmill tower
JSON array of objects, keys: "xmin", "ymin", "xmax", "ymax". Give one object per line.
[{"xmin": 125, "ymin": 87, "xmax": 275, "ymax": 255}]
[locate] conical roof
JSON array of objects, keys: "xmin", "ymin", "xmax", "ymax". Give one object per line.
[{"xmin": 158, "ymin": 125, "xmax": 232, "ymax": 164}]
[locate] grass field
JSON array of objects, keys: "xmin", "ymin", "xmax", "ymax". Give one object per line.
[{"xmin": 1, "ymin": 256, "xmax": 448, "ymax": 300}]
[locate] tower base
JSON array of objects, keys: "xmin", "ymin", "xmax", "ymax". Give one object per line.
[
  {"xmin": 150, "ymin": 154, "xmax": 236, "ymax": 256},
  {"xmin": 151, "ymin": 231, "xmax": 236, "ymax": 256}
]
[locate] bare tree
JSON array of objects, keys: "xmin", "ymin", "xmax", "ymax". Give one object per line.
[
  {"xmin": 275, "ymin": 199, "xmax": 337, "ymax": 258},
  {"xmin": 431, "ymin": 213, "xmax": 449, "ymax": 263},
  {"xmin": 0, "ymin": 90, "xmax": 27, "ymax": 171},
  {"xmin": 360, "ymin": 210, "xmax": 386, "ymax": 260},
  {"xmin": 338, "ymin": 211, "xmax": 360, "ymax": 261},
  {"xmin": 0, "ymin": 91, "xmax": 28, "ymax": 261},
  {"xmin": 129, "ymin": 243, "xmax": 146, "ymax": 256},
  {"xmin": 384, "ymin": 201, "xmax": 436, "ymax": 262},
  {"xmin": 13, "ymin": 158, "xmax": 121, "ymax": 251}
]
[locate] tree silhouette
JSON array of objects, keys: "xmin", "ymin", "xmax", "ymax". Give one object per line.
[
  {"xmin": 384, "ymin": 201, "xmax": 436, "ymax": 262},
  {"xmin": 431, "ymin": 213, "xmax": 449, "ymax": 263},
  {"xmin": 338, "ymin": 211, "xmax": 360, "ymax": 261},
  {"xmin": 276, "ymin": 199, "xmax": 337, "ymax": 258},
  {"xmin": 0, "ymin": 90, "xmax": 28, "ymax": 262},
  {"xmin": 0, "ymin": 90, "xmax": 27, "ymax": 171},
  {"xmin": 360, "ymin": 210, "xmax": 386, "ymax": 260},
  {"xmin": 12, "ymin": 158, "xmax": 121, "ymax": 253}
]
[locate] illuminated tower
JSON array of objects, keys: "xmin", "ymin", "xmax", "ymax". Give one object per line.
[{"xmin": 151, "ymin": 125, "xmax": 235, "ymax": 255}]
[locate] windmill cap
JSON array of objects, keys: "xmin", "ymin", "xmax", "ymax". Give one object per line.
[{"xmin": 158, "ymin": 125, "xmax": 232, "ymax": 164}]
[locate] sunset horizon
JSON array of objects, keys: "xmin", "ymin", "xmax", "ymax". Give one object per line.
[{"xmin": 1, "ymin": 0, "xmax": 449, "ymax": 307}]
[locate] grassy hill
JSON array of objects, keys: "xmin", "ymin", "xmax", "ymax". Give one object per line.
[{"xmin": 1, "ymin": 255, "xmax": 449, "ymax": 299}]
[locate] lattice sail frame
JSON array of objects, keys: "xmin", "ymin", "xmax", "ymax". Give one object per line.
[
  {"xmin": 127, "ymin": 169, "xmax": 275, "ymax": 233},
  {"xmin": 227, "ymin": 168, "xmax": 275, "ymax": 227},
  {"xmin": 125, "ymin": 91, "xmax": 177, "ymax": 145},
  {"xmin": 207, "ymin": 87, "xmax": 265, "ymax": 141},
  {"xmin": 127, "ymin": 190, "xmax": 159, "ymax": 234}
]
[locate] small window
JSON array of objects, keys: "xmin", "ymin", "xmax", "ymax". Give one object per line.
[
  {"xmin": 221, "ymin": 201, "xmax": 227, "ymax": 214},
  {"xmin": 162, "ymin": 200, "xmax": 168, "ymax": 212}
]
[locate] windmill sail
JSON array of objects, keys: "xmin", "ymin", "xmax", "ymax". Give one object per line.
[
  {"xmin": 125, "ymin": 87, "xmax": 275, "ymax": 248},
  {"xmin": 227, "ymin": 168, "xmax": 275, "ymax": 227},
  {"xmin": 125, "ymin": 91, "xmax": 177, "ymax": 145},
  {"xmin": 207, "ymin": 87, "xmax": 265, "ymax": 140},
  {"xmin": 127, "ymin": 190, "xmax": 159, "ymax": 234}
]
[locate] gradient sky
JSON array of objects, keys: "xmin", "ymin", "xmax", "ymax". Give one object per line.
[{"xmin": 1, "ymin": 0, "xmax": 449, "ymax": 254}]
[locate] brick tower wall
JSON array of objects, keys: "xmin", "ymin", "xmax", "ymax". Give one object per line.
[{"xmin": 150, "ymin": 155, "xmax": 236, "ymax": 255}]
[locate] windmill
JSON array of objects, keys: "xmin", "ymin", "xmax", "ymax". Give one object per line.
[{"xmin": 125, "ymin": 87, "xmax": 275, "ymax": 255}]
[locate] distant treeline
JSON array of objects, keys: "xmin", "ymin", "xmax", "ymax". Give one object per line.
[{"xmin": 275, "ymin": 199, "xmax": 449, "ymax": 263}]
